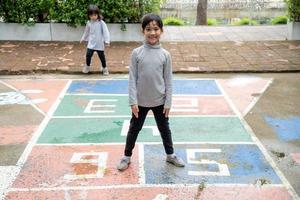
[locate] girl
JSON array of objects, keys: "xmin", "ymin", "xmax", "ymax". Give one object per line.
[
  {"xmin": 117, "ymin": 13, "xmax": 185, "ymax": 171},
  {"xmin": 80, "ymin": 4, "xmax": 110, "ymax": 75}
]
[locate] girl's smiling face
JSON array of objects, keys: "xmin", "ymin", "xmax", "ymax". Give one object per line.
[{"xmin": 143, "ymin": 21, "xmax": 162, "ymax": 45}]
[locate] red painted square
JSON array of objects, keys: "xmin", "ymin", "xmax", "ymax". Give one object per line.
[
  {"xmin": 148, "ymin": 96, "xmax": 233, "ymax": 116},
  {"xmin": 218, "ymin": 78, "xmax": 272, "ymax": 115},
  {"xmin": 5, "ymin": 80, "xmax": 68, "ymax": 114},
  {"xmin": 0, "ymin": 125, "xmax": 37, "ymax": 145},
  {"xmin": 12, "ymin": 145, "xmax": 139, "ymax": 188},
  {"xmin": 291, "ymin": 153, "xmax": 300, "ymax": 165},
  {"xmin": 171, "ymin": 96, "xmax": 234, "ymax": 115}
]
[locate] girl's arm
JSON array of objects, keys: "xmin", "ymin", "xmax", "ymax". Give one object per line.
[
  {"xmin": 102, "ymin": 21, "xmax": 110, "ymax": 45},
  {"xmin": 163, "ymin": 52, "xmax": 173, "ymax": 109},
  {"xmin": 129, "ymin": 50, "xmax": 138, "ymax": 106},
  {"xmin": 80, "ymin": 22, "xmax": 90, "ymax": 42}
]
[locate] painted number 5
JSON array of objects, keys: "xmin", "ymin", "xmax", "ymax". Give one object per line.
[{"xmin": 186, "ymin": 149, "xmax": 230, "ymax": 176}]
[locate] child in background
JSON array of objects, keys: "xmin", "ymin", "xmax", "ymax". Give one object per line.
[
  {"xmin": 80, "ymin": 4, "xmax": 110, "ymax": 75},
  {"xmin": 117, "ymin": 13, "xmax": 185, "ymax": 171}
]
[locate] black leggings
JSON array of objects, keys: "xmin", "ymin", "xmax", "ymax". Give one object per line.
[
  {"xmin": 86, "ymin": 48, "xmax": 106, "ymax": 68},
  {"xmin": 124, "ymin": 105, "xmax": 174, "ymax": 157}
]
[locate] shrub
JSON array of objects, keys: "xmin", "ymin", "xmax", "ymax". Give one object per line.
[
  {"xmin": 0, "ymin": 0, "xmax": 163, "ymax": 26},
  {"xmin": 271, "ymin": 16, "xmax": 288, "ymax": 24},
  {"xmin": 234, "ymin": 17, "xmax": 258, "ymax": 25},
  {"xmin": 285, "ymin": 0, "xmax": 300, "ymax": 22},
  {"xmin": 163, "ymin": 17, "xmax": 184, "ymax": 26},
  {"xmin": 0, "ymin": 0, "xmax": 53, "ymax": 25},
  {"xmin": 207, "ymin": 18, "xmax": 217, "ymax": 25}
]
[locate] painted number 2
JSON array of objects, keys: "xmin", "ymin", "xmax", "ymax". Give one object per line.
[{"xmin": 186, "ymin": 149, "xmax": 230, "ymax": 176}]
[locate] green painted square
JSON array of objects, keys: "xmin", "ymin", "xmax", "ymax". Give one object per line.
[
  {"xmin": 54, "ymin": 95, "xmax": 130, "ymax": 116},
  {"xmin": 37, "ymin": 117, "xmax": 251, "ymax": 144}
]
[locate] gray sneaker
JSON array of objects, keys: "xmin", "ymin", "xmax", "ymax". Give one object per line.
[
  {"xmin": 166, "ymin": 155, "xmax": 185, "ymax": 167},
  {"xmin": 82, "ymin": 65, "xmax": 90, "ymax": 74},
  {"xmin": 117, "ymin": 157, "xmax": 130, "ymax": 171},
  {"xmin": 102, "ymin": 67, "xmax": 109, "ymax": 76}
]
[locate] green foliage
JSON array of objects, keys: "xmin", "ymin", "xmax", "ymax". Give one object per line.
[
  {"xmin": 0, "ymin": 0, "xmax": 163, "ymax": 26},
  {"xmin": 233, "ymin": 17, "xmax": 258, "ymax": 25},
  {"xmin": 0, "ymin": 0, "xmax": 53, "ymax": 25},
  {"xmin": 271, "ymin": 16, "xmax": 288, "ymax": 24},
  {"xmin": 163, "ymin": 17, "xmax": 185, "ymax": 26},
  {"xmin": 207, "ymin": 18, "xmax": 217, "ymax": 26},
  {"xmin": 285, "ymin": 0, "xmax": 300, "ymax": 22}
]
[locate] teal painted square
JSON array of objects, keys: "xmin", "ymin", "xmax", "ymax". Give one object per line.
[
  {"xmin": 54, "ymin": 95, "xmax": 130, "ymax": 116},
  {"xmin": 37, "ymin": 117, "xmax": 251, "ymax": 144}
]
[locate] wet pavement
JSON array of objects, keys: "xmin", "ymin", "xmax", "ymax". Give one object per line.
[{"xmin": 0, "ymin": 73, "xmax": 299, "ymax": 200}]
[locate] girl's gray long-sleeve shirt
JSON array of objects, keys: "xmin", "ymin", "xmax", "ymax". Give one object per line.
[
  {"xmin": 81, "ymin": 20, "xmax": 110, "ymax": 51},
  {"xmin": 129, "ymin": 43, "xmax": 173, "ymax": 108}
]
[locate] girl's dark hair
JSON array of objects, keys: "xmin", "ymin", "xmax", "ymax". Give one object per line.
[
  {"xmin": 141, "ymin": 13, "xmax": 163, "ymax": 31},
  {"xmin": 88, "ymin": 4, "xmax": 103, "ymax": 20}
]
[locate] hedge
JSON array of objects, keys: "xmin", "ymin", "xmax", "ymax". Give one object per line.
[{"xmin": 0, "ymin": 0, "xmax": 163, "ymax": 26}]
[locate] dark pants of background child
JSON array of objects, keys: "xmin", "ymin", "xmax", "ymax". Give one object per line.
[
  {"xmin": 124, "ymin": 105, "xmax": 174, "ymax": 157},
  {"xmin": 86, "ymin": 48, "xmax": 106, "ymax": 68}
]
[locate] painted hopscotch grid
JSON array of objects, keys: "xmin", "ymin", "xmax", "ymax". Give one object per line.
[{"xmin": 6, "ymin": 79, "xmax": 297, "ymax": 200}]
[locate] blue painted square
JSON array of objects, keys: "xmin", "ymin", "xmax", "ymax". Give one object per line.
[
  {"xmin": 143, "ymin": 144, "xmax": 281, "ymax": 184},
  {"xmin": 173, "ymin": 80, "xmax": 221, "ymax": 95},
  {"xmin": 68, "ymin": 80, "xmax": 129, "ymax": 94},
  {"xmin": 67, "ymin": 80, "xmax": 221, "ymax": 95},
  {"xmin": 264, "ymin": 116, "xmax": 300, "ymax": 141}
]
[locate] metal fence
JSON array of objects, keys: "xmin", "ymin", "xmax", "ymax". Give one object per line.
[{"xmin": 160, "ymin": 0, "xmax": 286, "ymax": 24}]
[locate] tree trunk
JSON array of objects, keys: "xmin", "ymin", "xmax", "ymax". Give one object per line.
[{"xmin": 196, "ymin": 0, "xmax": 208, "ymax": 25}]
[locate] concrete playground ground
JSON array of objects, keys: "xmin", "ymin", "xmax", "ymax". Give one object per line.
[
  {"xmin": 1, "ymin": 73, "xmax": 299, "ymax": 200},
  {"xmin": 0, "ymin": 26, "xmax": 300, "ymax": 200}
]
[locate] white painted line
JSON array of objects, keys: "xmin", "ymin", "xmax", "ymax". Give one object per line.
[
  {"xmin": 0, "ymin": 166, "xmax": 19, "ymax": 200},
  {"xmin": 1, "ymin": 80, "xmax": 72, "ymax": 199},
  {"xmin": 8, "ymin": 183, "xmax": 286, "ymax": 192},
  {"xmin": 65, "ymin": 93, "xmax": 222, "ymax": 97},
  {"xmin": 215, "ymin": 79, "xmax": 300, "ymax": 200},
  {"xmin": 64, "ymin": 152, "xmax": 108, "ymax": 180},
  {"xmin": 171, "ymin": 109, "xmax": 199, "ymax": 112},
  {"xmin": 65, "ymin": 93, "xmax": 128, "ymax": 96},
  {"xmin": 35, "ymin": 141, "xmax": 255, "ymax": 146},
  {"xmin": 120, "ymin": 120, "xmax": 130, "ymax": 136},
  {"xmin": 0, "ymin": 80, "xmax": 46, "ymax": 117},
  {"xmin": 186, "ymin": 149, "xmax": 230, "ymax": 176},
  {"xmin": 173, "ymin": 97, "xmax": 198, "ymax": 107},
  {"xmin": 84, "ymin": 99, "xmax": 117, "ymax": 114},
  {"xmin": 51, "ymin": 115, "xmax": 236, "ymax": 119},
  {"xmin": 53, "ymin": 115, "xmax": 132, "ymax": 118},
  {"xmin": 121, "ymin": 120, "xmax": 161, "ymax": 137},
  {"xmin": 153, "ymin": 194, "xmax": 168, "ymax": 200},
  {"xmin": 0, "ymin": 78, "xmax": 219, "ymax": 81},
  {"xmin": 242, "ymin": 78, "xmax": 273, "ymax": 116},
  {"xmin": 138, "ymin": 144, "xmax": 146, "ymax": 184},
  {"xmin": 64, "ymin": 78, "xmax": 219, "ymax": 81}
]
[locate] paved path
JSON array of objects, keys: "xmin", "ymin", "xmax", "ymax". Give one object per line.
[
  {"xmin": 1, "ymin": 25, "xmax": 299, "ymax": 75},
  {"xmin": 0, "ymin": 40, "xmax": 299, "ymax": 74},
  {"xmin": 162, "ymin": 25, "xmax": 287, "ymax": 41}
]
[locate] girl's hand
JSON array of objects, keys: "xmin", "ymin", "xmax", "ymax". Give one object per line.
[
  {"xmin": 163, "ymin": 108, "xmax": 170, "ymax": 118},
  {"xmin": 131, "ymin": 105, "xmax": 139, "ymax": 118},
  {"xmin": 80, "ymin": 40, "xmax": 83, "ymax": 44}
]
